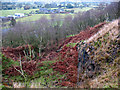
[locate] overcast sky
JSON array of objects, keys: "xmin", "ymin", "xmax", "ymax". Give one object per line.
[{"xmin": 1, "ymin": 0, "xmax": 119, "ymax": 3}]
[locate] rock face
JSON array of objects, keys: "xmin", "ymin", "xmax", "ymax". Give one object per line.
[{"xmin": 77, "ymin": 19, "xmax": 120, "ymax": 88}]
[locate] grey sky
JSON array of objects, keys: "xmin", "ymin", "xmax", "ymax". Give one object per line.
[{"xmin": 1, "ymin": 0, "xmax": 119, "ymax": 2}]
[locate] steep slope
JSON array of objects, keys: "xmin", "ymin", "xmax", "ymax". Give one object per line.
[
  {"xmin": 2, "ymin": 19, "xmax": 119, "ymax": 88},
  {"xmin": 2, "ymin": 21, "xmax": 106, "ymax": 88},
  {"xmin": 77, "ymin": 19, "xmax": 120, "ymax": 88}
]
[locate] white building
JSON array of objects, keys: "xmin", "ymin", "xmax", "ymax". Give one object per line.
[
  {"xmin": 8, "ymin": 15, "xmax": 17, "ymax": 19},
  {"xmin": 15, "ymin": 13, "xmax": 24, "ymax": 17}
]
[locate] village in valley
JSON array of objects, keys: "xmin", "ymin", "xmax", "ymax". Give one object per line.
[{"xmin": 1, "ymin": 1, "xmax": 109, "ymax": 27}]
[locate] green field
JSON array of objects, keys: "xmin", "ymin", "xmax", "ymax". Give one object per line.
[
  {"xmin": 1, "ymin": 9, "xmax": 39, "ymax": 17},
  {"xmin": 3, "ymin": 14, "xmax": 74, "ymax": 29},
  {"xmin": 16, "ymin": 14, "xmax": 74, "ymax": 22},
  {"xmin": 65, "ymin": 7, "xmax": 93, "ymax": 13},
  {"xmin": 16, "ymin": 14, "xmax": 50, "ymax": 22},
  {"xmin": 1, "ymin": 7, "xmax": 92, "ymax": 17},
  {"xmin": 15, "ymin": 7, "xmax": 92, "ymax": 22},
  {"xmin": 2, "ymin": 7, "xmax": 92, "ymax": 27}
]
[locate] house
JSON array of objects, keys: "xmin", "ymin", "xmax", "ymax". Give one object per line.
[
  {"xmin": 7, "ymin": 15, "xmax": 17, "ymax": 19},
  {"xmin": 39, "ymin": 8, "xmax": 49, "ymax": 14},
  {"xmin": 59, "ymin": 9, "xmax": 65, "ymax": 13},
  {"xmin": 14, "ymin": 13, "xmax": 24, "ymax": 18},
  {"xmin": 7, "ymin": 13, "xmax": 24, "ymax": 19},
  {"xmin": 52, "ymin": 8, "xmax": 64, "ymax": 13},
  {"xmin": 38, "ymin": 8, "xmax": 68, "ymax": 14}
]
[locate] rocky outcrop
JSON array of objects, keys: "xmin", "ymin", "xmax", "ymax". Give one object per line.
[{"xmin": 77, "ymin": 19, "xmax": 120, "ymax": 88}]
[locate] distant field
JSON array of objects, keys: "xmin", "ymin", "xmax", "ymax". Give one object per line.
[
  {"xmin": 3, "ymin": 14, "xmax": 74, "ymax": 27},
  {"xmin": 16, "ymin": 14, "xmax": 74, "ymax": 22},
  {"xmin": 1, "ymin": 9, "xmax": 39, "ymax": 17},
  {"xmin": 65, "ymin": 7, "xmax": 93, "ymax": 13},
  {"xmin": 16, "ymin": 14, "xmax": 50, "ymax": 22},
  {"xmin": 2, "ymin": 7, "xmax": 92, "ymax": 27},
  {"xmin": 1, "ymin": 7, "xmax": 92, "ymax": 17}
]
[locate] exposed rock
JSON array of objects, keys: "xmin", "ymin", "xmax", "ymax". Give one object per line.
[{"xmin": 77, "ymin": 19, "xmax": 120, "ymax": 88}]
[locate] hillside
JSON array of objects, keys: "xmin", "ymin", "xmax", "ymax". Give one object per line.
[
  {"xmin": 77, "ymin": 19, "xmax": 119, "ymax": 88},
  {"xmin": 1, "ymin": 19, "xmax": 120, "ymax": 88}
]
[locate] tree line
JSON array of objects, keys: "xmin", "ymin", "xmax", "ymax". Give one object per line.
[{"xmin": 2, "ymin": 2, "xmax": 120, "ymax": 54}]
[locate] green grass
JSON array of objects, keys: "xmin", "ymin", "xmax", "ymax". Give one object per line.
[
  {"xmin": 1, "ymin": 7, "xmax": 92, "ymax": 17},
  {"xmin": 2, "ymin": 55, "xmax": 66, "ymax": 88},
  {"xmin": 17, "ymin": 14, "xmax": 58, "ymax": 22},
  {"xmin": 16, "ymin": 14, "xmax": 50, "ymax": 22},
  {"xmin": 50, "ymin": 8, "xmax": 58, "ymax": 10},
  {"xmin": 2, "ymin": 54, "xmax": 19, "ymax": 70},
  {"xmin": 5, "ymin": 59, "xmax": 66, "ymax": 88},
  {"xmin": 1, "ymin": 7, "xmax": 91, "ymax": 25},
  {"xmin": 1, "ymin": 7, "xmax": 91, "ymax": 29},
  {"xmin": 79, "ymin": 7, "xmax": 93, "ymax": 12},
  {"xmin": 1, "ymin": 9, "xmax": 39, "ymax": 17},
  {"xmin": 30, "ymin": 61, "xmax": 66, "ymax": 88},
  {"xmin": 41, "ymin": 60, "xmax": 57, "ymax": 65},
  {"xmin": 66, "ymin": 43, "xmax": 77, "ymax": 47},
  {"xmin": 66, "ymin": 34, "xmax": 75, "ymax": 38},
  {"xmin": 16, "ymin": 14, "xmax": 75, "ymax": 22},
  {"xmin": 65, "ymin": 7, "xmax": 93, "ymax": 13},
  {"xmin": 2, "ymin": 14, "xmax": 72, "ymax": 28},
  {"xmin": 3, "ymin": 14, "xmax": 74, "ymax": 24},
  {"xmin": 29, "ymin": 72, "xmax": 66, "ymax": 88}
]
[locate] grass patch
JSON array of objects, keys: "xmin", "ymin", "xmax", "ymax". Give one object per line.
[
  {"xmin": 16, "ymin": 14, "xmax": 50, "ymax": 22},
  {"xmin": 1, "ymin": 9, "xmax": 39, "ymax": 17},
  {"xmin": 65, "ymin": 7, "xmax": 93, "ymax": 13},
  {"xmin": 16, "ymin": 14, "xmax": 74, "ymax": 22},
  {"xmin": 2, "ymin": 57, "xmax": 65, "ymax": 88},
  {"xmin": 66, "ymin": 43, "xmax": 77, "ymax": 47},
  {"xmin": 9, "ymin": 60, "xmax": 65, "ymax": 88},
  {"xmin": 41, "ymin": 60, "xmax": 57, "ymax": 65},
  {"xmin": 32, "ymin": 60, "xmax": 66, "ymax": 87},
  {"xmin": 30, "ymin": 72, "xmax": 66, "ymax": 88},
  {"xmin": 1, "ymin": 7, "xmax": 92, "ymax": 17},
  {"xmin": 66, "ymin": 34, "xmax": 75, "ymax": 38},
  {"xmin": 2, "ymin": 54, "xmax": 19, "ymax": 70}
]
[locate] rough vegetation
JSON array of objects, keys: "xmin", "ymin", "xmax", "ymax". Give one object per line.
[
  {"xmin": 2, "ymin": 20, "xmax": 108, "ymax": 88},
  {"xmin": 77, "ymin": 19, "xmax": 120, "ymax": 88},
  {"xmin": 1, "ymin": 2, "xmax": 120, "ymax": 88},
  {"xmin": 2, "ymin": 19, "xmax": 120, "ymax": 88}
]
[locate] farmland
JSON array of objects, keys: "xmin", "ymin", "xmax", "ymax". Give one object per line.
[
  {"xmin": 65, "ymin": 7, "xmax": 93, "ymax": 13},
  {"xmin": 1, "ymin": 7, "xmax": 92, "ymax": 17},
  {"xmin": 1, "ymin": 7, "xmax": 92, "ymax": 26},
  {"xmin": 16, "ymin": 14, "xmax": 74, "ymax": 22},
  {"xmin": 2, "ymin": 14, "xmax": 74, "ymax": 29},
  {"xmin": 1, "ymin": 7, "xmax": 92, "ymax": 29},
  {"xmin": 1, "ymin": 9, "xmax": 39, "ymax": 17}
]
